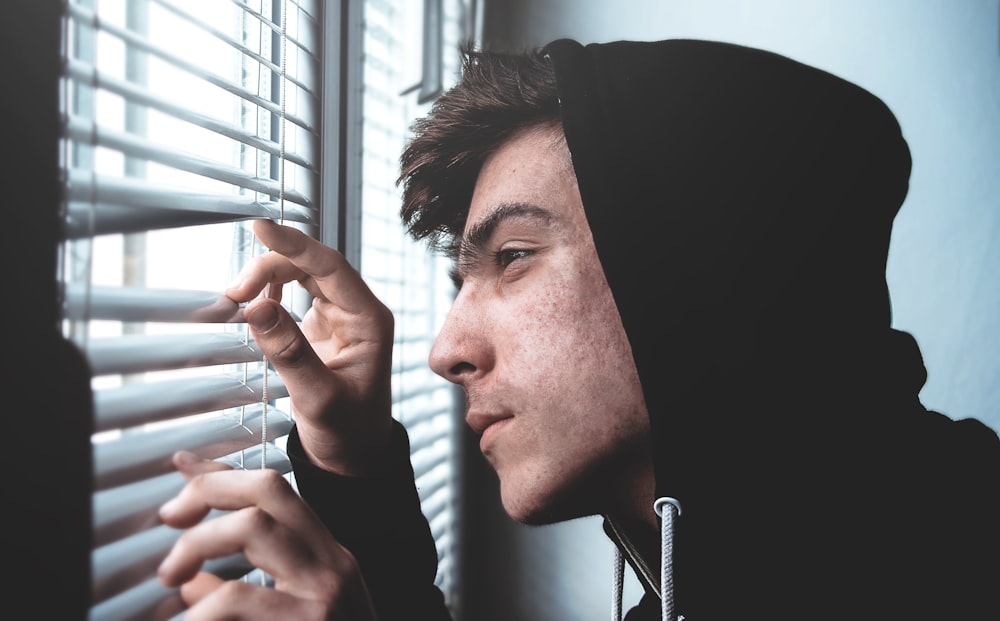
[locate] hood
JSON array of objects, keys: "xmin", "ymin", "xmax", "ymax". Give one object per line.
[{"xmin": 543, "ymin": 37, "xmax": 926, "ymax": 610}]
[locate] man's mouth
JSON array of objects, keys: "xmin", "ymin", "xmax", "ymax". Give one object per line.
[
  {"xmin": 477, "ymin": 417, "xmax": 512, "ymax": 452},
  {"xmin": 466, "ymin": 411, "xmax": 513, "ymax": 450}
]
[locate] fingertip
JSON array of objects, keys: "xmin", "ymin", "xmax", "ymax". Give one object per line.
[
  {"xmin": 252, "ymin": 217, "xmax": 281, "ymax": 238},
  {"xmin": 244, "ymin": 298, "xmax": 281, "ymax": 333},
  {"xmin": 159, "ymin": 497, "xmax": 179, "ymax": 521},
  {"xmin": 157, "ymin": 557, "xmax": 208, "ymax": 594},
  {"xmin": 157, "ymin": 553, "xmax": 181, "ymax": 588},
  {"xmin": 179, "ymin": 572, "xmax": 225, "ymax": 607},
  {"xmin": 173, "ymin": 450, "xmax": 201, "ymax": 469},
  {"xmin": 224, "ymin": 278, "xmax": 244, "ymax": 296}
]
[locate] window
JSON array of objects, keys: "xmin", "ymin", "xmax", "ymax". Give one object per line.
[
  {"xmin": 56, "ymin": 0, "xmax": 470, "ymax": 618},
  {"xmin": 357, "ymin": 0, "xmax": 472, "ymax": 603}
]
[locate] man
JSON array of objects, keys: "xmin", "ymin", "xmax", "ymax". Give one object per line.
[{"xmin": 158, "ymin": 38, "xmax": 1000, "ymax": 620}]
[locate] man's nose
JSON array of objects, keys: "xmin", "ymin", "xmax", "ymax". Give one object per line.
[{"xmin": 428, "ymin": 289, "xmax": 491, "ymax": 385}]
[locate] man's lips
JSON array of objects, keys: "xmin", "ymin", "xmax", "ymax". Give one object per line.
[
  {"xmin": 475, "ymin": 417, "xmax": 513, "ymax": 453},
  {"xmin": 465, "ymin": 411, "xmax": 513, "ymax": 435}
]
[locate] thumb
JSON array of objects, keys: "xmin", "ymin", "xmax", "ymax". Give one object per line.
[{"xmin": 244, "ymin": 297, "xmax": 337, "ymax": 415}]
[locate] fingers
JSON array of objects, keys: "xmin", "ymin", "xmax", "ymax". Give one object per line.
[
  {"xmin": 189, "ymin": 294, "xmax": 246, "ymax": 323},
  {"xmin": 159, "ymin": 467, "xmax": 335, "ymax": 587},
  {"xmin": 160, "ymin": 503, "xmax": 307, "ymax": 587},
  {"xmin": 172, "ymin": 450, "xmax": 233, "ymax": 479},
  {"xmin": 157, "ymin": 452, "xmax": 235, "ymax": 526},
  {"xmin": 220, "ymin": 219, "xmax": 394, "ymax": 474},
  {"xmin": 228, "ymin": 219, "xmax": 380, "ymax": 316},
  {"xmin": 160, "ymin": 465, "xmax": 307, "ymax": 530},
  {"xmin": 177, "ymin": 571, "xmax": 224, "ymax": 605},
  {"xmin": 225, "ymin": 250, "xmax": 302, "ymax": 304},
  {"xmin": 240, "ymin": 297, "xmax": 340, "ymax": 416},
  {"xmin": 226, "ymin": 219, "xmax": 392, "ymax": 371},
  {"xmin": 177, "ymin": 575, "xmax": 333, "ymax": 621},
  {"xmin": 157, "ymin": 465, "xmax": 375, "ymax": 620}
]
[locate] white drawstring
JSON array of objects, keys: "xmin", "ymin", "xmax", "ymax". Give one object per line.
[
  {"xmin": 654, "ymin": 497, "xmax": 683, "ymax": 621},
  {"xmin": 611, "ymin": 497, "xmax": 683, "ymax": 621},
  {"xmin": 613, "ymin": 544, "xmax": 625, "ymax": 621}
]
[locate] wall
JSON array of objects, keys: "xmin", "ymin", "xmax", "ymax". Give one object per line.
[
  {"xmin": 5, "ymin": 1, "xmax": 93, "ymax": 617},
  {"xmin": 460, "ymin": 1, "xmax": 1000, "ymax": 619}
]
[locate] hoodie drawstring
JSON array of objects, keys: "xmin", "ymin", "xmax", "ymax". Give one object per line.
[
  {"xmin": 613, "ymin": 544, "xmax": 625, "ymax": 621},
  {"xmin": 612, "ymin": 497, "xmax": 683, "ymax": 621},
  {"xmin": 654, "ymin": 497, "xmax": 682, "ymax": 621}
]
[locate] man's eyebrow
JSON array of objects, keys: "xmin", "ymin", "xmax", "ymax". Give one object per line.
[{"xmin": 450, "ymin": 202, "xmax": 556, "ymax": 286}]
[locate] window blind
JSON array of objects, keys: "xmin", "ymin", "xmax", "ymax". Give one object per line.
[
  {"xmin": 357, "ymin": 0, "xmax": 469, "ymax": 606},
  {"xmin": 57, "ymin": 0, "xmax": 461, "ymax": 619},
  {"xmin": 61, "ymin": 1, "xmax": 319, "ymax": 618}
]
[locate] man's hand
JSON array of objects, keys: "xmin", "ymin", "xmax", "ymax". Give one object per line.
[
  {"xmin": 158, "ymin": 451, "xmax": 378, "ymax": 620},
  {"xmin": 227, "ymin": 219, "xmax": 394, "ymax": 475}
]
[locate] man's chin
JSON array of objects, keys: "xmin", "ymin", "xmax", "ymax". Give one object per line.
[{"xmin": 499, "ymin": 482, "xmax": 592, "ymax": 526}]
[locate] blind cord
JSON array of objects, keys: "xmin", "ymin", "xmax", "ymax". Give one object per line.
[
  {"xmin": 257, "ymin": 0, "xmax": 289, "ymax": 473},
  {"xmin": 260, "ymin": 0, "xmax": 289, "ymax": 470}
]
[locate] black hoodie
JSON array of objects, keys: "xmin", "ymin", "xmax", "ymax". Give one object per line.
[
  {"xmin": 291, "ymin": 38, "xmax": 1000, "ymax": 621},
  {"xmin": 543, "ymin": 38, "xmax": 1000, "ymax": 620}
]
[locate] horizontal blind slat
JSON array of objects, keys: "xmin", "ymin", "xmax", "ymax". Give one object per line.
[
  {"xmin": 63, "ymin": 115, "xmax": 315, "ymax": 208},
  {"xmin": 292, "ymin": 0, "xmax": 321, "ymax": 22},
  {"xmin": 90, "ymin": 564, "xmax": 274, "ymax": 621},
  {"xmin": 395, "ymin": 401, "xmax": 452, "ymax": 427},
  {"xmin": 229, "ymin": 0, "xmax": 321, "ymax": 62},
  {"xmin": 411, "ymin": 437, "xmax": 450, "ymax": 480},
  {"xmin": 94, "ymin": 471, "xmax": 185, "ymax": 549},
  {"xmin": 66, "ymin": 202, "xmax": 255, "ymax": 238},
  {"xmin": 89, "ymin": 563, "xmax": 270, "ymax": 621},
  {"xmin": 87, "ymin": 575, "xmax": 184, "ymax": 621},
  {"xmin": 429, "ymin": 510, "xmax": 453, "ymax": 548},
  {"xmin": 422, "ymin": 484, "xmax": 454, "ymax": 535},
  {"xmin": 92, "ymin": 522, "xmax": 182, "ymax": 604},
  {"xmin": 63, "ymin": 284, "xmax": 245, "ymax": 323},
  {"xmin": 92, "ymin": 516, "xmax": 252, "ymax": 606},
  {"xmin": 415, "ymin": 462, "xmax": 451, "ymax": 504},
  {"xmin": 94, "ymin": 405, "xmax": 294, "ymax": 491},
  {"xmin": 290, "ymin": 0, "xmax": 320, "ymax": 53},
  {"xmin": 67, "ymin": 2, "xmax": 319, "ymax": 133},
  {"xmin": 94, "ymin": 371, "xmax": 289, "ymax": 433},
  {"xmin": 63, "ymin": 60, "xmax": 318, "ymax": 172},
  {"xmin": 94, "ymin": 443, "xmax": 292, "ymax": 546},
  {"xmin": 392, "ymin": 382, "xmax": 451, "ymax": 404},
  {"xmin": 149, "ymin": 0, "xmax": 318, "ymax": 95},
  {"xmin": 86, "ymin": 332, "xmax": 262, "ymax": 376},
  {"xmin": 63, "ymin": 285, "xmax": 303, "ymax": 325},
  {"xmin": 63, "ymin": 171, "xmax": 317, "ymax": 239},
  {"xmin": 406, "ymin": 414, "xmax": 452, "ymax": 452}
]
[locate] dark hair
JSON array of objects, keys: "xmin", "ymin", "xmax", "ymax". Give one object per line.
[{"xmin": 397, "ymin": 45, "xmax": 561, "ymax": 258}]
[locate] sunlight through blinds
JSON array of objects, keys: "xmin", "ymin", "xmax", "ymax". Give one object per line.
[
  {"xmin": 61, "ymin": 1, "xmax": 319, "ymax": 619},
  {"xmin": 61, "ymin": 1, "xmax": 466, "ymax": 619}
]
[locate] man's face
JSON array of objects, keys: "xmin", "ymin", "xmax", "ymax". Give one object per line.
[{"xmin": 428, "ymin": 124, "xmax": 652, "ymax": 524}]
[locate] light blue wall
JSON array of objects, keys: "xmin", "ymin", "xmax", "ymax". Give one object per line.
[{"xmin": 470, "ymin": 2, "xmax": 1000, "ymax": 619}]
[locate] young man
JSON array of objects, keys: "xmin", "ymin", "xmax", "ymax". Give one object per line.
[{"xmin": 158, "ymin": 39, "xmax": 1000, "ymax": 620}]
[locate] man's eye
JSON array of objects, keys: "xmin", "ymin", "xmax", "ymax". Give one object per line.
[{"xmin": 495, "ymin": 248, "xmax": 532, "ymax": 268}]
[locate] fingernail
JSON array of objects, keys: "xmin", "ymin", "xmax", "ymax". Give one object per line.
[{"xmin": 246, "ymin": 301, "xmax": 279, "ymax": 332}]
